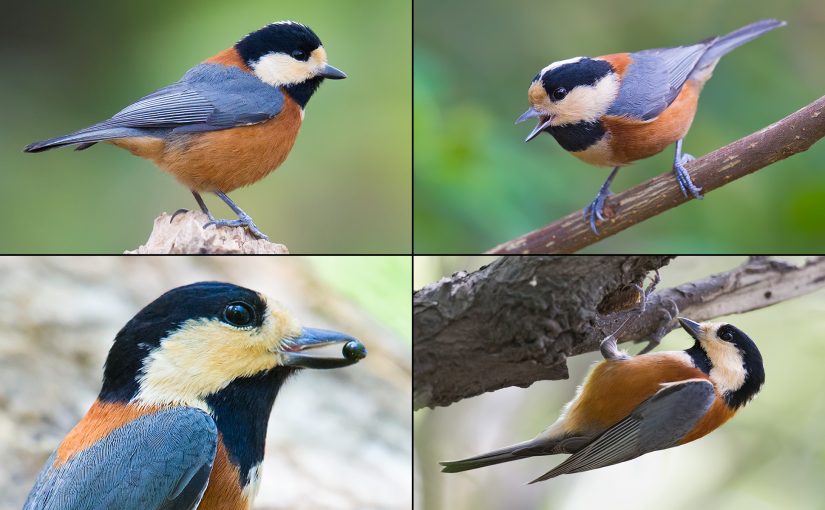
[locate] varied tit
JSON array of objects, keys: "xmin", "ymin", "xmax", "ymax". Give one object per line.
[
  {"xmin": 517, "ymin": 19, "xmax": 785, "ymax": 234},
  {"xmin": 440, "ymin": 317, "xmax": 763, "ymax": 483},
  {"xmin": 25, "ymin": 21, "xmax": 347, "ymax": 240},
  {"xmin": 24, "ymin": 282, "xmax": 366, "ymax": 510}
]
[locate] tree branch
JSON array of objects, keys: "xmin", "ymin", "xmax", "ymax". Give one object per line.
[
  {"xmin": 125, "ymin": 211, "xmax": 288, "ymax": 254},
  {"xmin": 413, "ymin": 256, "xmax": 825, "ymax": 410},
  {"xmin": 488, "ymin": 95, "xmax": 825, "ymax": 254}
]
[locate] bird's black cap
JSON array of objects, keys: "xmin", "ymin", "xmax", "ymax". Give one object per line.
[{"xmin": 236, "ymin": 21, "xmax": 323, "ymax": 65}]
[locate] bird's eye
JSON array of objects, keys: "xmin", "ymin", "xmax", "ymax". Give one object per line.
[
  {"xmin": 291, "ymin": 50, "xmax": 308, "ymax": 61},
  {"xmin": 223, "ymin": 302, "xmax": 254, "ymax": 327},
  {"xmin": 552, "ymin": 87, "xmax": 568, "ymax": 101},
  {"xmin": 719, "ymin": 330, "xmax": 733, "ymax": 341}
]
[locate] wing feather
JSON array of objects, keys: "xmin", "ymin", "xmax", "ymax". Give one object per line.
[
  {"xmin": 529, "ymin": 379, "xmax": 715, "ymax": 483},
  {"xmin": 23, "ymin": 407, "xmax": 218, "ymax": 510}
]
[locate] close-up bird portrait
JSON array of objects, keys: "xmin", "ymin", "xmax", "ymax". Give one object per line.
[
  {"xmin": 414, "ymin": 256, "xmax": 825, "ymax": 510},
  {"xmin": 0, "ymin": 256, "xmax": 412, "ymax": 510},
  {"xmin": 1, "ymin": 0, "xmax": 411, "ymax": 253},
  {"xmin": 413, "ymin": 0, "xmax": 825, "ymax": 253}
]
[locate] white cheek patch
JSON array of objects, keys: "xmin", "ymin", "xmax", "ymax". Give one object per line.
[
  {"xmin": 699, "ymin": 323, "xmax": 747, "ymax": 395},
  {"xmin": 252, "ymin": 53, "xmax": 323, "ymax": 87},
  {"xmin": 548, "ymin": 72, "xmax": 620, "ymax": 126}
]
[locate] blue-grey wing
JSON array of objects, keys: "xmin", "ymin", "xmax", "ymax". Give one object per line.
[
  {"xmin": 606, "ymin": 43, "xmax": 709, "ymax": 120},
  {"xmin": 530, "ymin": 379, "xmax": 715, "ymax": 482},
  {"xmin": 23, "ymin": 407, "xmax": 218, "ymax": 510},
  {"xmin": 76, "ymin": 64, "xmax": 284, "ymax": 134}
]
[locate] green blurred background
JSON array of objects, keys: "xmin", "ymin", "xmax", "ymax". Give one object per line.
[
  {"xmin": 414, "ymin": 0, "xmax": 825, "ymax": 253},
  {"xmin": 0, "ymin": 0, "xmax": 411, "ymax": 253},
  {"xmin": 414, "ymin": 256, "xmax": 825, "ymax": 510}
]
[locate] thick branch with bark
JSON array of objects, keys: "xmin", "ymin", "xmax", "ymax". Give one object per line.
[
  {"xmin": 488, "ymin": 95, "xmax": 825, "ymax": 254},
  {"xmin": 125, "ymin": 211, "xmax": 288, "ymax": 254},
  {"xmin": 414, "ymin": 256, "xmax": 825, "ymax": 410}
]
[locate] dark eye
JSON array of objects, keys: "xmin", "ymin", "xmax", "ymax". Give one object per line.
[
  {"xmin": 291, "ymin": 49, "xmax": 308, "ymax": 61},
  {"xmin": 223, "ymin": 302, "xmax": 254, "ymax": 327},
  {"xmin": 719, "ymin": 329, "xmax": 733, "ymax": 341},
  {"xmin": 552, "ymin": 87, "xmax": 568, "ymax": 101}
]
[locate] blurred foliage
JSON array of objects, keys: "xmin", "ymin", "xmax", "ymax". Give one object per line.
[
  {"xmin": 0, "ymin": 0, "xmax": 411, "ymax": 253},
  {"xmin": 308, "ymin": 256, "xmax": 412, "ymax": 342},
  {"xmin": 414, "ymin": 256, "xmax": 825, "ymax": 510},
  {"xmin": 414, "ymin": 0, "xmax": 825, "ymax": 252}
]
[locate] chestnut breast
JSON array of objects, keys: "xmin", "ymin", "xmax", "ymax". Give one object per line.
[
  {"xmin": 110, "ymin": 94, "xmax": 303, "ymax": 193},
  {"xmin": 564, "ymin": 352, "xmax": 707, "ymax": 435},
  {"xmin": 197, "ymin": 438, "xmax": 251, "ymax": 510},
  {"xmin": 600, "ymin": 79, "xmax": 701, "ymax": 166}
]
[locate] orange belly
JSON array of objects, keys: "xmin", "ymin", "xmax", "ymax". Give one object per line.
[
  {"xmin": 598, "ymin": 79, "xmax": 702, "ymax": 166},
  {"xmin": 110, "ymin": 96, "xmax": 302, "ymax": 193},
  {"xmin": 564, "ymin": 352, "xmax": 707, "ymax": 435}
]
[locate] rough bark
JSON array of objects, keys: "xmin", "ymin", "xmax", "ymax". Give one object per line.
[
  {"xmin": 488, "ymin": 94, "xmax": 825, "ymax": 254},
  {"xmin": 126, "ymin": 211, "xmax": 288, "ymax": 254},
  {"xmin": 414, "ymin": 256, "xmax": 825, "ymax": 410}
]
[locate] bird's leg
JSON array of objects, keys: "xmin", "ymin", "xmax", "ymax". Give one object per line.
[
  {"xmin": 171, "ymin": 191, "xmax": 215, "ymax": 222},
  {"xmin": 602, "ymin": 269, "xmax": 662, "ymax": 359},
  {"xmin": 583, "ymin": 166, "xmax": 620, "ymax": 235},
  {"xmin": 203, "ymin": 191, "xmax": 269, "ymax": 240},
  {"xmin": 673, "ymin": 139, "xmax": 703, "ymax": 199}
]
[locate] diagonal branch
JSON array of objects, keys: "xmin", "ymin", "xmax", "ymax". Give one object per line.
[
  {"xmin": 487, "ymin": 95, "xmax": 825, "ymax": 255},
  {"xmin": 414, "ymin": 256, "xmax": 825, "ymax": 410}
]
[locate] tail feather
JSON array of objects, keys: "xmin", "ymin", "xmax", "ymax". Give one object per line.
[
  {"xmin": 440, "ymin": 438, "xmax": 563, "ymax": 473},
  {"xmin": 24, "ymin": 127, "xmax": 150, "ymax": 153},
  {"xmin": 696, "ymin": 19, "xmax": 786, "ymax": 71}
]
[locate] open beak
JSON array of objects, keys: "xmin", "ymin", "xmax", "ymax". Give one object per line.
[
  {"xmin": 281, "ymin": 327, "xmax": 366, "ymax": 369},
  {"xmin": 319, "ymin": 64, "xmax": 347, "ymax": 80},
  {"xmin": 517, "ymin": 108, "xmax": 554, "ymax": 142},
  {"xmin": 678, "ymin": 317, "xmax": 702, "ymax": 341}
]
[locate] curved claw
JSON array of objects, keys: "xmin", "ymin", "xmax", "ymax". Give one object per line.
[
  {"xmin": 680, "ymin": 153, "xmax": 696, "ymax": 164},
  {"xmin": 170, "ymin": 208, "xmax": 189, "ymax": 223},
  {"xmin": 204, "ymin": 215, "xmax": 269, "ymax": 240},
  {"xmin": 583, "ymin": 192, "xmax": 611, "ymax": 236},
  {"xmin": 673, "ymin": 161, "xmax": 703, "ymax": 199}
]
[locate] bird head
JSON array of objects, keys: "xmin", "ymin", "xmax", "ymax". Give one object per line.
[
  {"xmin": 99, "ymin": 281, "xmax": 366, "ymax": 409},
  {"xmin": 678, "ymin": 317, "xmax": 764, "ymax": 409},
  {"xmin": 517, "ymin": 57, "xmax": 619, "ymax": 141},
  {"xmin": 235, "ymin": 21, "xmax": 346, "ymax": 89}
]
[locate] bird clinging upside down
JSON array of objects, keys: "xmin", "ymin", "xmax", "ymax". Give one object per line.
[
  {"xmin": 23, "ymin": 282, "xmax": 366, "ymax": 510},
  {"xmin": 516, "ymin": 19, "xmax": 785, "ymax": 234},
  {"xmin": 25, "ymin": 21, "xmax": 347, "ymax": 240},
  {"xmin": 440, "ymin": 318, "xmax": 764, "ymax": 483}
]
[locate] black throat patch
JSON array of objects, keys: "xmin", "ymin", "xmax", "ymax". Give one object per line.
[
  {"xmin": 283, "ymin": 77, "xmax": 324, "ymax": 108},
  {"xmin": 205, "ymin": 368, "xmax": 294, "ymax": 487},
  {"xmin": 546, "ymin": 121, "xmax": 606, "ymax": 152}
]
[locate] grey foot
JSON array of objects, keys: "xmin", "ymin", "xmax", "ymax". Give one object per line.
[
  {"xmin": 204, "ymin": 214, "xmax": 269, "ymax": 240},
  {"xmin": 673, "ymin": 160, "xmax": 703, "ymax": 199},
  {"xmin": 583, "ymin": 191, "xmax": 612, "ymax": 235}
]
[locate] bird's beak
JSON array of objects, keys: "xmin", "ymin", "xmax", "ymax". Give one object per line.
[
  {"xmin": 515, "ymin": 107, "xmax": 541, "ymax": 124},
  {"xmin": 678, "ymin": 317, "xmax": 703, "ymax": 341},
  {"xmin": 319, "ymin": 64, "xmax": 347, "ymax": 80},
  {"xmin": 520, "ymin": 110, "xmax": 555, "ymax": 142},
  {"xmin": 281, "ymin": 327, "xmax": 366, "ymax": 369}
]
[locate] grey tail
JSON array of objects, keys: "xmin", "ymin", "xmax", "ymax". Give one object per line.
[
  {"xmin": 440, "ymin": 440, "xmax": 548, "ymax": 473},
  {"xmin": 24, "ymin": 126, "xmax": 147, "ymax": 153},
  {"xmin": 695, "ymin": 19, "xmax": 786, "ymax": 71}
]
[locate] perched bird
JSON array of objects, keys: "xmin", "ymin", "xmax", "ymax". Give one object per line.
[
  {"xmin": 440, "ymin": 317, "xmax": 764, "ymax": 483},
  {"xmin": 516, "ymin": 19, "xmax": 785, "ymax": 234},
  {"xmin": 24, "ymin": 281, "xmax": 366, "ymax": 509},
  {"xmin": 25, "ymin": 21, "xmax": 347, "ymax": 240}
]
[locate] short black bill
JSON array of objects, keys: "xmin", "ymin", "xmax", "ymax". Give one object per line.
[{"xmin": 319, "ymin": 64, "xmax": 347, "ymax": 79}]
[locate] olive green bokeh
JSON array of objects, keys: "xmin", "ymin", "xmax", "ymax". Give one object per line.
[
  {"xmin": 1, "ymin": 0, "xmax": 411, "ymax": 253},
  {"xmin": 414, "ymin": 0, "xmax": 825, "ymax": 252}
]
